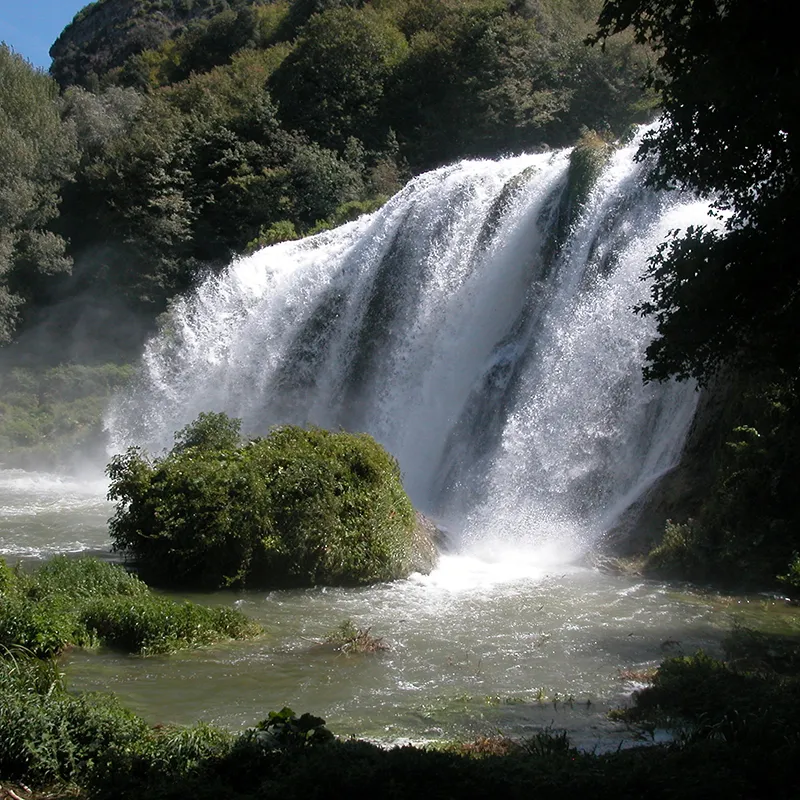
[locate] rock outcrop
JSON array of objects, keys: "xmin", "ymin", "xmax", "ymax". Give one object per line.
[{"xmin": 49, "ymin": 0, "xmax": 243, "ymax": 88}]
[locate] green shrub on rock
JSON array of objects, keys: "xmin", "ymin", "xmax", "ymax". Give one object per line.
[{"xmin": 107, "ymin": 415, "xmax": 420, "ymax": 589}]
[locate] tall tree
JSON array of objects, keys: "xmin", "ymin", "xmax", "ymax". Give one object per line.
[
  {"xmin": 0, "ymin": 46, "xmax": 77, "ymax": 343},
  {"xmin": 269, "ymin": 7, "xmax": 407, "ymax": 152},
  {"xmin": 593, "ymin": 0, "xmax": 800, "ymax": 383}
]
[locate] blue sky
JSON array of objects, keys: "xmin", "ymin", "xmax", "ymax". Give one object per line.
[{"xmin": 1, "ymin": 0, "xmax": 88, "ymax": 69}]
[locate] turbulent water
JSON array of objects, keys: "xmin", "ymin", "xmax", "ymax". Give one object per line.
[
  {"xmin": 0, "ymin": 468, "xmax": 110, "ymax": 559},
  {"xmin": 0, "ymin": 469, "xmax": 727, "ymax": 748},
  {"xmin": 1, "ymin": 132, "xmax": 729, "ymax": 747},
  {"xmin": 108, "ymin": 133, "xmax": 712, "ymax": 555}
]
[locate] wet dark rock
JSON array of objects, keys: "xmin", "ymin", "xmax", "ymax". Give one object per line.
[{"xmin": 406, "ymin": 512, "xmax": 449, "ymax": 575}]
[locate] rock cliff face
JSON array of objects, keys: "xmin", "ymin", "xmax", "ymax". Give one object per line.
[
  {"xmin": 598, "ymin": 374, "xmax": 734, "ymax": 557},
  {"xmin": 49, "ymin": 0, "xmax": 243, "ymax": 88}
]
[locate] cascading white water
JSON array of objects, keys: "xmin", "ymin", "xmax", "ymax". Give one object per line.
[{"xmin": 106, "ymin": 132, "xmax": 717, "ymax": 558}]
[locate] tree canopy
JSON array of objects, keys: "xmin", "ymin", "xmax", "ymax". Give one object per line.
[
  {"xmin": 594, "ymin": 0, "xmax": 799, "ymax": 383},
  {"xmin": 1, "ymin": 0, "xmax": 654, "ymax": 360},
  {"xmin": 0, "ymin": 46, "xmax": 77, "ymax": 344},
  {"xmin": 269, "ymin": 7, "xmax": 407, "ymax": 151}
]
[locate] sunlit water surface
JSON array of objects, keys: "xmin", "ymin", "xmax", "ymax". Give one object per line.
[{"xmin": 1, "ymin": 469, "xmax": 726, "ymax": 750}]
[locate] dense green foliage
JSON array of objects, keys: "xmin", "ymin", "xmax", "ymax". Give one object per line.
[
  {"xmin": 0, "ymin": 653, "xmax": 149, "ymax": 785},
  {"xmin": 269, "ymin": 7, "xmax": 407, "ymax": 152},
  {"xmin": 0, "ymin": 555, "xmax": 261, "ymax": 657},
  {"xmin": 0, "ymin": 45, "xmax": 78, "ymax": 345},
  {"xmin": 107, "ymin": 414, "xmax": 418, "ymax": 589},
  {"xmin": 618, "ymin": 623, "xmax": 800, "ymax": 756},
  {"xmin": 645, "ymin": 375, "xmax": 800, "ymax": 590},
  {"xmin": 0, "ymin": 0, "xmax": 652, "ymax": 361},
  {"xmin": 591, "ymin": 1, "xmax": 800, "ymax": 591},
  {"xmin": 594, "ymin": 0, "xmax": 799, "ymax": 384},
  {"xmin": 544, "ymin": 128, "xmax": 615, "ymax": 258}
]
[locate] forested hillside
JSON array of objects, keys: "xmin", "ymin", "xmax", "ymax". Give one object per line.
[
  {"xmin": 1, "ymin": 0, "xmax": 650, "ymax": 363},
  {"xmin": 50, "ymin": 0, "xmax": 263, "ymax": 89}
]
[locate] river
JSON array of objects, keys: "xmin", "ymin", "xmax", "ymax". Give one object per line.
[{"xmin": 1, "ymin": 466, "xmax": 724, "ymax": 750}]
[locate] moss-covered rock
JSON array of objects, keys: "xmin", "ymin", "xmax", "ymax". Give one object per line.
[
  {"xmin": 564, "ymin": 129, "xmax": 615, "ymax": 219},
  {"xmin": 537, "ymin": 129, "xmax": 616, "ymax": 270},
  {"xmin": 107, "ymin": 413, "xmax": 432, "ymax": 589}
]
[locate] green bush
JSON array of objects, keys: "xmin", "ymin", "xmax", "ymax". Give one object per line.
[
  {"xmin": 0, "ymin": 593, "xmax": 91, "ymax": 658},
  {"xmin": 171, "ymin": 410, "xmax": 242, "ymax": 453},
  {"xmin": 645, "ymin": 519, "xmax": 711, "ymax": 580},
  {"xmin": 0, "ymin": 559, "xmax": 15, "ymax": 594},
  {"xmin": 107, "ymin": 416, "xmax": 418, "ymax": 589},
  {"xmin": 618, "ymin": 646, "xmax": 800, "ymax": 753},
  {"xmin": 0, "ymin": 556, "xmax": 260, "ymax": 657},
  {"xmin": 0, "ymin": 650, "xmax": 244, "ymax": 792},
  {"xmin": 87, "ymin": 721, "xmax": 236, "ymax": 800},
  {"xmin": 780, "ymin": 553, "xmax": 800, "ymax": 592},
  {"xmin": 562, "ymin": 130, "xmax": 615, "ymax": 225},
  {"xmin": 251, "ymin": 706, "xmax": 334, "ymax": 751},
  {"xmin": 0, "ymin": 653, "xmax": 149, "ymax": 784}
]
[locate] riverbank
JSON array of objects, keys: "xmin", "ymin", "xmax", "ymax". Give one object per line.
[
  {"xmin": 2, "ymin": 537, "xmax": 800, "ymax": 796},
  {"xmin": 3, "ymin": 633, "xmax": 800, "ymax": 800}
]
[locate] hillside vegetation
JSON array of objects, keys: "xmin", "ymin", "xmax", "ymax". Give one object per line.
[{"xmin": 1, "ymin": 0, "xmax": 651, "ymax": 362}]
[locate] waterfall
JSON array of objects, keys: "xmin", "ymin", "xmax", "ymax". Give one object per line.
[{"xmin": 107, "ymin": 133, "xmax": 717, "ymax": 556}]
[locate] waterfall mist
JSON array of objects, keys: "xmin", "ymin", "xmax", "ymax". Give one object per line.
[{"xmin": 107, "ymin": 133, "xmax": 717, "ymax": 561}]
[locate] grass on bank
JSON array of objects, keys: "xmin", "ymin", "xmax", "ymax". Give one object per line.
[{"xmin": 0, "ymin": 556, "xmax": 261, "ymax": 657}]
